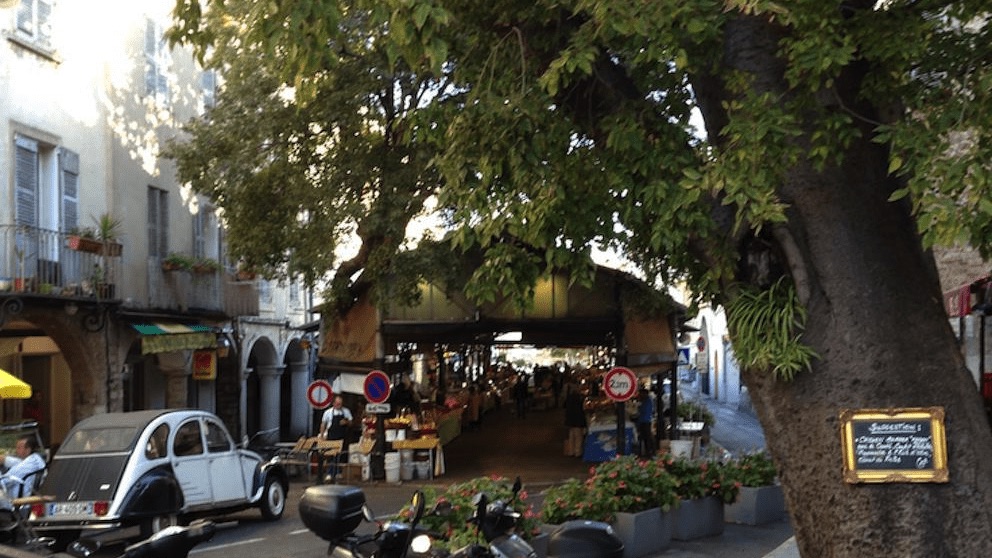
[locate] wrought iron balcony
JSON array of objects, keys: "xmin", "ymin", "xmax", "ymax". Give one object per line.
[{"xmin": 0, "ymin": 224, "xmax": 120, "ymax": 299}]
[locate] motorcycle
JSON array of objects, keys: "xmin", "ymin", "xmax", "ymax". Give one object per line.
[
  {"xmin": 443, "ymin": 478, "xmax": 624, "ymax": 558},
  {"xmin": 0, "ymin": 520, "xmax": 215, "ymax": 558},
  {"xmin": 299, "ymin": 484, "xmax": 441, "ymax": 558},
  {"xmin": 60, "ymin": 519, "xmax": 215, "ymax": 558}
]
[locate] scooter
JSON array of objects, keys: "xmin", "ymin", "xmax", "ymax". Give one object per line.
[
  {"xmin": 0, "ymin": 520, "xmax": 215, "ymax": 558},
  {"xmin": 299, "ymin": 484, "xmax": 440, "ymax": 558},
  {"xmin": 446, "ymin": 478, "xmax": 624, "ymax": 558}
]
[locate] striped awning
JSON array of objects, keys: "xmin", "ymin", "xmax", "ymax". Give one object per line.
[{"xmin": 131, "ymin": 323, "xmax": 217, "ymax": 355}]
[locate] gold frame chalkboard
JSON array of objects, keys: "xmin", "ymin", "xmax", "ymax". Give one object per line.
[{"xmin": 840, "ymin": 407, "xmax": 948, "ymax": 484}]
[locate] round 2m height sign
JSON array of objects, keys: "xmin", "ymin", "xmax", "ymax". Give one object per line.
[
  {"xmin": 307, "ymin": 379, "xmax": 334, "ymax": 410},
  {"xmin": 603, "ymin": 367, "xmax": 638, "ymax": 402}
]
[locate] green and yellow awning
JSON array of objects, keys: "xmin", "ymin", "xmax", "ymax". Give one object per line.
[{"xmin": 131, "ymin": 323, "xmax": 216, "ymax": 355}]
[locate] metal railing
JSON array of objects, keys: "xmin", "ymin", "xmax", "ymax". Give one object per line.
[
  {"xmin": 0, "ymin": 224, "xmax": 119, "ymax": 297},
  {"xmin": 0, "ymin": 224, "xmax": 259, "ymax": 317}
]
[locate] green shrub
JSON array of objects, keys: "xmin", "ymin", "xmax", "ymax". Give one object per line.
[
  {"xmin": 659, "ymin": 456, "xmax": 740, "ymax": 504},
  {"xmin": 542, "ymin": 456, "xmax": 679, "ymax": 524},
  {"xmin": 727, "ymin": 451, "xmax": 778, "ymax": 487}
]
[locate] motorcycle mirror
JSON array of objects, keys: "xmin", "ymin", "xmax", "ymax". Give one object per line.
[
  {"xmin": 410, "ymin": 491, "xmax": 426, "ymax": 525},
  {"xmin": 431, "ymin": 500, "xmax": 453, "ymax": 516},
  {"xmin": 362, "ymin": 504, "xmax": 375, "ymax": 523},
  {"xmin": 512, "ymin": 477, "xmax": 522, "ymax": 497}
]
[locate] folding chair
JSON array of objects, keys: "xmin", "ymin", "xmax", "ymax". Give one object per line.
[{"xmin": 275, "ymin": 436, "xmax": 318, "ymax": 480}]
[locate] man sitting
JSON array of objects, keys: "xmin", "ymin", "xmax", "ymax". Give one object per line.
[{"xmin": 0, "ymin": 435, "xmax": 46, "ymax": 498}]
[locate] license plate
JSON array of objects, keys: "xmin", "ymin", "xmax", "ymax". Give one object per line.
[{"xmin": 47, "ymin": 502, "xmax": 94, "ymax": 516}]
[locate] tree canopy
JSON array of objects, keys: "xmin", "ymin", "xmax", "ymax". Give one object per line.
[{"xmin": 167, "ymin": 2, "xmax": 992, "ymax": 554}]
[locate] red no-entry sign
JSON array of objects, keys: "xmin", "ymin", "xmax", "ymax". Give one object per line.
[
  {"xmin": 603, "ymin": 367, "xmax": 638, "ymax": 402},
  {"xmin": 307, "ymin": 379, "xmax": 334, "ymax": 409}
]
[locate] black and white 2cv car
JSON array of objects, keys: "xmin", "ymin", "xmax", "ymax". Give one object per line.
[{"xmin": 29, "ymin": 409, "xmax": 289, "ymax": 544}]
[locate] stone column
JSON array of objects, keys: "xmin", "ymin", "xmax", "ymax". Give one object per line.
[
  {"xmin": 256, "ymin": 364, "xmax": 284, "ymax": 434},
  {"xmin": 158, "ymin": 351, "xmax": 191, "ymax": 409},
  {"xmin": 286, "ymin": 359, "xmax": 310, "ymax": 438}
]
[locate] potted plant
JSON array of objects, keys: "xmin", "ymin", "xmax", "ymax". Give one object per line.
[
  {"xmin": 161, "ymin": 252, "xmax": 194, "ymax": 272},
  {"xmin": 234, "ymin": 260, "xmax": 257, "ymax": 281},
  {"xmin": 724, "ymin": 451, "xmax": 785, "ymax": 525},
  {"xmin": 542, "ymin": 456, "xmax": 679, "ymax": 558},
  {"xmin": 192, "ymin": 257, "xmax": 221, "ymax": 274},
  {"xmin": 94, "ymin": 212, "xmax": 123, "ymax": 257},
  {"xmin": 68, "ymin": 213, "xmax": 123, "ymax": 256},
  {"xmin": 660, "ymin": 456, "xmax": 739, "ymax": 540},
  {"xmin": 67, "ymin": 226, "xmax": 101, "ymax": 253}
]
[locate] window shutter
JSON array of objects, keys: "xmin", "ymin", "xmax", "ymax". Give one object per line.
[
  {"xmin": 16, "ymin": 1, "xmax": 32, "ymax": 35},
  {"xmin": 144, "ymin": 18, "xmax": 158, "ymax": 95},
  {"xmin": 14, "ymin": 137, "xmax": 38, "ymax": 230},
  {"xmin": 37, "ymin": 0, "xmax": 52, "ymax": 46},
  {"xmin": 147, "ymin": 187, "xmax": 169, "ymax": 258},
  {"xmin": 59, "ymin": 148, "xmax": 80, "ymax": 232}
]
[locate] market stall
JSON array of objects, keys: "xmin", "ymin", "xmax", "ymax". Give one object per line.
[{"xmin": 583, "ymin": 419, "xmax": 636, "ymax": 462}]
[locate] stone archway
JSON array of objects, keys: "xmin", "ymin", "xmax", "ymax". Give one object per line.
[{"xmin": 244, "ymin": 336, "xmax": 279, "ymax": 440}]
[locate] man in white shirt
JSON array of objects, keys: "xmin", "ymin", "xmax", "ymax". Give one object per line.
[
  {"xmin": 319, "ymin": 395, "xmax": 353, "ymax": 442},
  {"xmin": 0, "ymin": 435, "xmax": 45, "ymax": 498}
]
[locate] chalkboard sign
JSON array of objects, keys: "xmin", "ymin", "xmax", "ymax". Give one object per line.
[{"xmin": 840, "ymin": 407, "xmax": 948, "ymax": 484}]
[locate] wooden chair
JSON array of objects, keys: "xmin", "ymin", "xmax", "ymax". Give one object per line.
[{"xmin": 275, "ymin": 436, "xmax": 317, "ymax": 479}]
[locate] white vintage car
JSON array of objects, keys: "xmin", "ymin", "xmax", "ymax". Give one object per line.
[{"xmin": 29, "ymin": 409, "xmax": 289, "ymax": 546}]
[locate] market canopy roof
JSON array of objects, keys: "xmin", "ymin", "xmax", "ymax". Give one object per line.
[
  {"xmin": 130, "ymin": 323, "xmax": 216, "ymax": 355},
  {"xmin": 0, "ymin": 368, "xmax": 31, "ymax": 399},
  {"xmin": 320, "ymin": 264, "xmax": 686, "ymax": 376}
]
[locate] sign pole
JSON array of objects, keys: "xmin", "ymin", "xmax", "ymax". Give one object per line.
[
  {"xmin": 616, "ymin": 401, "xmax": 626, "ymax": 456},
  {"xmin": 603, "ymin": 366, "xmax": 637, "ymax": 458}
]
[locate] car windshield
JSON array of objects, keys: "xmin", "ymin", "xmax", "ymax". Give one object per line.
[{"xmin": 59, "ymin": 426, "xmax": 141, "ymax": 454}]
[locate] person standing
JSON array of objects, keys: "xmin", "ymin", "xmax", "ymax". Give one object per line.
[
  {"xmin": 320, "ymin": 395, "xmax": 353, "ymax": 442},
  {"xmin": 513, "ymin": 375, "xmax": 529, "ymax": 419},
  {"xmin": 563, "ymin": 379, "xmax": 587, "ymax": 457},
  {"xmin": 635, "ymin": 388, "xmax": 656, "ymax": 457},
  {"xmin": 318, "ymin": 396, "xmax": 353, "ymax": 482}
]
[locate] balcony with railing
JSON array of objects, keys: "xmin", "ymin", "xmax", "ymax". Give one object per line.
[
  {"xmin": 0, "ymin": 224, "xmax": 120, "ymax": 299},
  {"xmin": 147, "ymin": 259, "xmax": 259, "ymax": 317},
  {"xmin": 0, "ymin": 225, "xmax": 259, "ymax": 318}
]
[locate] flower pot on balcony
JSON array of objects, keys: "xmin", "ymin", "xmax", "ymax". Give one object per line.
[
  {"xmin": 68, "ymin": 236, "xmax": 122, "ymax": 257},
  {"xmin": 725, "ymin": 484, "xmax": 785, "ymax": 525},
  {"xmin": 14, "ymin": 278, "xmax": 34, "ymax": 293}
]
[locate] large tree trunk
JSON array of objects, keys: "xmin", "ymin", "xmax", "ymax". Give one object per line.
[{"xmin": 707, "ymin": 14, "xmax": 992, "ymax": 558}]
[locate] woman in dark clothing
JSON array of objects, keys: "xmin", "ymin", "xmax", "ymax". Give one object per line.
[{"xmin": 563, "ymin": 380, "xmax": 587, "ymax": 457}]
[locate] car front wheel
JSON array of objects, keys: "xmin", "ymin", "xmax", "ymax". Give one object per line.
[{"xmin": 259, "ymin": 476, "xmax": 286, "ymax": 520}]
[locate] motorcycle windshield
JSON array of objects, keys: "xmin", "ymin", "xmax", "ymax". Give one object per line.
[{"xmin": 491, "ymin": 534, "xmax": 537, "ymax": 558}]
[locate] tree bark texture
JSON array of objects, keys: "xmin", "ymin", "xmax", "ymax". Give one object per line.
[{"xmin": 708, "ymin": 15, "xmax": 992, "ymax": 558}]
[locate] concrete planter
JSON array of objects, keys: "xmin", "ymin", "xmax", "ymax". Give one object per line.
[
  {"xmin": 725, "ymin": 485, "xmax": 785, "ymax": 525},
  {"xmin": 612, "ymin": 507, "xmax": 672, "ymax": 558},
  {"xmin": 672, "ymin": 496, "xmax": 724, "ymax": 540}
]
